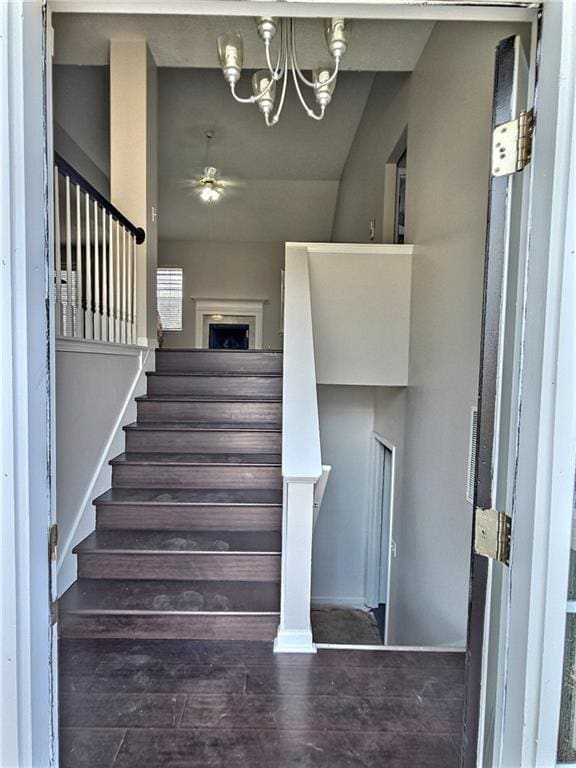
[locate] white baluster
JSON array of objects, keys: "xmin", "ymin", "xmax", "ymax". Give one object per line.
[
  {"xmin": 109, "ymin": 215, "xmax": 116, "ymax": 343},
  {"xmin": 115, "ymin": 219, "xmax": 121, "ymax": 342},
  {"xmin": 74, "ymin": 183, "xmax": 84, "ymax": 338},
  {"xmin": 102, "ymin": 210, "xmax": 108, "ymax": 342},
  {"xmin": 64, "ymin": 176, "xmax": 73, "ymax": 337},
  {"xmin": 54, "ymin": 168, "xmax": 63, "ymax": 336},
  {"xmin": 121, "ymin": 226, "xmax": 127, "ymax": 344},
  {"xmin": 132, "ymin": 235, "xmax": 138, "ymax": 346},
  {"xmin": 126, "ymin": 232, "xmax": 132, "ymax": 344},
  {"xmin": 93, "ymin": 201, "xmax": 101, "ymax": 341},
  {"xmin": 84, "ymin": 191, "xmax": 93, "ymax": 339}
]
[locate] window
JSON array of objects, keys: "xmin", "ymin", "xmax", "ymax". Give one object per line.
[{"xmin": 157, "ymin": 267, "xmax": 183, "ymax": 331}]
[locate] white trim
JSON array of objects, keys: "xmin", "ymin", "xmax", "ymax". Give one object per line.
[
  {"xmin": 294, "ymin": 242, "xmax": 414, "ymax": 256},
  {"xmin": 48, "ymin": 1, "xmax": 537, "ymax": 23},
  {"xmin": 311, "ymin": 597, "xmax": 367, "ymax": 609},
  {"xmin": 365, "ymin": 432, "xmax": 396, "ymax": 621},
  {"xmin": 56, "ymin": 337, "xmax": 148, "ymax": 355},
  {"xmin": 56, "ymin": 348, "xmax": 152, "ymax": 581},
  {"xmin": 316, "ymin": 643, "xmax": 466, "ymax": 652},
  {"xmin": 274, "ymin": 628, "xmax": 317, "ymax": 654},
  {"xmin": 193, "ymin": 298, "xmax": 265, "ymax": 349}
]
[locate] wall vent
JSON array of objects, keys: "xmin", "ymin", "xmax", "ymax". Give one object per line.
[{"xmin": 466, "ymin": 406, "xmax": 479, "ymax": 504}]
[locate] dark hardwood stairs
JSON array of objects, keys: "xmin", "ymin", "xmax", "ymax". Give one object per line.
[{"xmin": 59, "ymin": 349, "xmax": 283, "ymax": 641}]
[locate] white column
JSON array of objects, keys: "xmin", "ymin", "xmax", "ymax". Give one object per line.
[
  {"xmin": 110, "ymin": 41, "xmax": 157, "ymax": 348},
  {"xmin": 274, "ymin": 478, "xmax": 317, "ymax": 654}
]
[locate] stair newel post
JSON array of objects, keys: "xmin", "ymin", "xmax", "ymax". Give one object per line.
[{"xmin": 275, "ymin": 477, "xmax": 317, "ymax": 654}]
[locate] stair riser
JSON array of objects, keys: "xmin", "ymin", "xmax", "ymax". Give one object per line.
[
  {"xmin": 77, "ymin": 553, "xmax": 281, "ymax": 581},
  {"xmin": 147, "ymin": 375, "xmax": 282, "ymax": 398},
  {"xmin": 96, "ymin": 505, "xmax": 282, "ymax": 531},
  {"xmin": 59, "ymin": 613, "xmax": 279, "ymax": 641},
  {"xmin": 125, "ymin": 429, "xmax": 282, "ymax": 454},
  {"xmin": 112, "ymin": 465, "xmax": 282, "ymax": 489},
  {"xmin": 156, "ymin": 351, "xmax": 283, "ymax": 374},
  {"xmin": 137, "ymin": 400, "xmax": 282, "ymax": 424}
]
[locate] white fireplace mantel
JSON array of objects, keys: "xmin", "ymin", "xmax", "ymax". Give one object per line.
[{"xmin": 192, "ymin": 298, "xmax": 266, "ymax": 349}]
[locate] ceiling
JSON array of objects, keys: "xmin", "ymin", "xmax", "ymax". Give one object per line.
[
  {"xmin": 52, "ymin": 13, "xmax": 426, "ymax": 243},
  {"xmin": 158, "ymin": 68, "xmax": 382, "ymax": 242},
  {"xmin": 53, "ymin": 14, "xmax": 434, "ymax": 72}
]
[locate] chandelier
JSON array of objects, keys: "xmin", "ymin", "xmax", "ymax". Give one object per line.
[{"xmin": 217, "ymin": 17, "xmax": 351, "ymax": 127}]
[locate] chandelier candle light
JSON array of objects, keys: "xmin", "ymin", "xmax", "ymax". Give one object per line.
[{"xmin": 217, "ymin": 17, "xmax": 351, "ymax": 126}]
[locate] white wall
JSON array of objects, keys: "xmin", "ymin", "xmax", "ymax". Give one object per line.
[
  {"xmin": 312, "ymin": 385, "xmax": 375, "ymax": 606},
  {"xmin": 56, "ymin": 346, "xmax": 153, "ymax": 593},
  {"xmin": 307, "ymin": 245, "xmax": 412, "ymax": 386},
  {"xmin": 158, "ymin": 240, "xmax": 285, "ymax": 349}
]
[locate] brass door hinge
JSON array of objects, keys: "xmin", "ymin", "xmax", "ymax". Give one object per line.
[
  {"xmin": 474, "ymin": 506, "xmax": 511, "ymax": 565},
  {"xmin": 49, "ymin": 524, "xmax": 58, "ymax": 562},
  {"xmin": 492, "ymin": 108, "xmax": 534, "ymax": 176}
]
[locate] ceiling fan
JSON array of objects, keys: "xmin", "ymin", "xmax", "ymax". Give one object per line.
[{"xmin": 181, "ymin": 130, "xmax": 243, "ymax": 204}]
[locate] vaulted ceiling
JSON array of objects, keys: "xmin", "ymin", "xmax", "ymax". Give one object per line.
[{"xmin": 53, "ymin": 14, "xmax": 431, "ymax": 242}]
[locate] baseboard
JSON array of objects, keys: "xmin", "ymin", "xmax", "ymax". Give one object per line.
[{"xmin": 311, "ymin": 597, "xmax": 368, "ymax": 610}]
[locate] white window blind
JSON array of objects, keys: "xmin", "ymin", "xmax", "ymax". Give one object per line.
[{"xmin": 157, "ymin": 267, "xmax": 183, "ymax": 331}]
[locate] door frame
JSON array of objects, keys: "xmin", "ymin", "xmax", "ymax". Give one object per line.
[
  {"xmin": 366, "ymin": 432, "xmax": 396, "ymax": 641},
  {"xmin": 6, "ymin": 1, "xmax": 575, "ymax": 767}
]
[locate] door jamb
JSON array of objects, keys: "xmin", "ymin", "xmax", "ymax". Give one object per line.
[{"xmin": 366, "ymin": 432, "xmax": 396, "ymax": 641}]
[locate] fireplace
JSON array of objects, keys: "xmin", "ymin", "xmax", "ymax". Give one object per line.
[{"xmin": 209, "ymin": 323, "xmax": 249, "ymax": 350}]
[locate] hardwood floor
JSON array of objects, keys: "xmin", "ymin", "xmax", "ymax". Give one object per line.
[{"xmin": 59, "ymin": 639, "xmax": 464, "ymax": 767}]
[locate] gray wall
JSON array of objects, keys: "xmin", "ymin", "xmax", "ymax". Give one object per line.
[
  {"xmin": 312, "ymin": 386, "xmax": 375, "ymax": 605},
  {"xmin": 56, "ymin": 349, "xmax": 152, "ymax": 593},
  {"xmin": 158, "ymin": 240, "xmax": 285, "ymax": 349},
  {"xmin": 53, "ymin": 65, "xmax": 110, "ymax": 196},
  {"xmin": 332, "ymin": 73, "xmax": 410, "ymax": 244},
  {"xmin": 332, "ymin": 21, "xmax": 526, "ymax": 646}
]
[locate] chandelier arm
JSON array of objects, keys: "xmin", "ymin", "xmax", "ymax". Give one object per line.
[
  {"xmin": 291, "ymin": 20, "xmax": 316, "ymax": 88},
  {"xmin": 230, "ymin": 70, "xmax": 277, "ymax": 104},
  {"xmin": 290, "ymin": 44, "xmax": 325, "ymax": 120},
  {"xmin": 266, "ymin": 47, "xmax": 290, "ymax": 126},
  {"xmin": 264, "ymin": 36, "xmax": 284, "ymax": 79}
]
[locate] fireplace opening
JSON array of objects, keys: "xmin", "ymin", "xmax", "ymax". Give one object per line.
[{"xmin": 209, "ymin": 323, "xmax": 250, "ymax": 350}]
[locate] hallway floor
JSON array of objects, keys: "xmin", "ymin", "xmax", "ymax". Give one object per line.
[{"xmin": 59, "ymin": 639, "xmax": 464, "ymax": 767}]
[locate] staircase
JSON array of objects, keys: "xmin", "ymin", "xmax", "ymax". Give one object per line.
[{"xmin": 58, "ymin": 349, "xmax": 283, "ymax": 641}]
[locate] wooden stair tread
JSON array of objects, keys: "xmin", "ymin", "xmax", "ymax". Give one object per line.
[
  {"xmin": 147, "ymin": 371, "xmax": 282, "ymax": 378},
  {"xmin": 124, "ymin": 421, "xmax": 282, "ymax": 433},
  {"xmin": 136, "ymin": 394, "xmax": 282, "ymax": 402},
  {"xmin": 73, "ymin": 529, "xmax": 282, "ymax": 554},
  {"xmin": 59, "ymin": 579, "xmax": 280, "ymax": 614},
  {"xmin": 157, "ymin": 349, "xmax": 283, "ymax": 354},
  {"xmin": 110, "ymin": 452, "xmax": 281, "ymax": 467},
  {"xmin": 94, "ymin": 488, "xmax": 283, "ymax": 506}
]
